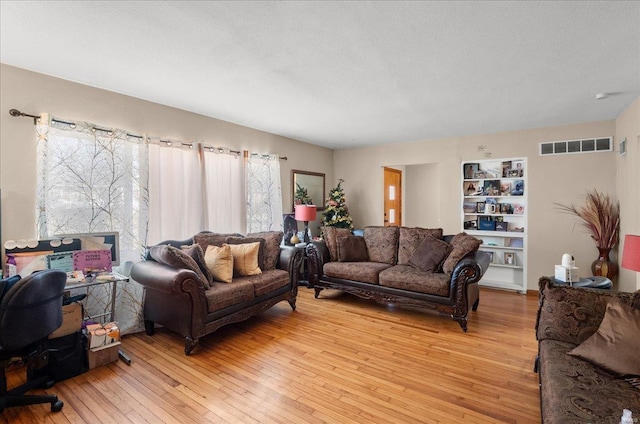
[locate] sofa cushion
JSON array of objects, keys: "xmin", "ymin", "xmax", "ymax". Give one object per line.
[
  {"xmin": 323, "ymin": 226, "xmax": 352, "ymax": 262},
  {"xmin": 337, "ymin": 235, "xmax": 369, "ymax": 262},
  {"xmin": 567, "ymin": 297, "xmax": 640, "ymax": 376},
  {"xmin": 408, "ymin": 236, "xmax": 451, "ymax": 273},
  {"xmin": 247, "ymin": 231, "xmax": 283, "ymax": 270},
  {"xmin": 225, "ymin": 237, "xmax": 266, "ymax": 271},
  {"xmin": 205, "ymin": 280, "xmax": 255, "ymax": 312},
  {"xmin": 227, "ymin": 242, "xmax": 262, "ymax": 277},
  {"xmin": 397, "ymin": 227, "xmax": 444, "ymax": 265},
  {"xmin": 204, "ymin": 244, "xmax": 234, "ymax": 283},
  {"xmin": 193, "ymin": 231, "xmax": 239, "ymax": 252},
  {"xmin": 324, "ymin": 261, "xmax": 391, "ymax": 285},
  {"xmin": 364, "ymin": 226, "xmax": 399, "ymax": 265},
  {"xmin": 539, "ymin": 338, "xmax": 640, "ymax": 423},
  {"xmin": 235, "ymin": 269, "xmax": 290, "ymax": 297},
  {"xmin": 379, "ymin": 265, "xmax": 450, "ymax": 297},
  {"xmin": 442, "ymin": 232, "xmax": 481, "ymax": 274},
  {"xmin": 148, "ymin": 244, "xmax": 211, "ymax": 289},
  {"xmin": 180, "ymin": 244, "xmax": 214, "ymax": 288}
]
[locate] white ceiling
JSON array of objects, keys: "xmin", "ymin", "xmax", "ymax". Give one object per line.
[{"xmin": 1, "ymin": 1, "xmax": 639, "ymax": 149}]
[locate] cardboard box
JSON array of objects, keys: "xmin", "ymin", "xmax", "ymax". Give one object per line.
[
  {"xmin": 555, "ymin": 265, "xmax": 579, "ymax": 283},
  {"xmin": 49, "ymin": 302, "xmax": 83, "ymax": 339},
  {"xmin": 86, "ymin": 322, "xmax": 120, "ymax": 349},
  {"xmin": 87, "ymin": 341, "xmax": 121, "ymax": 369}
]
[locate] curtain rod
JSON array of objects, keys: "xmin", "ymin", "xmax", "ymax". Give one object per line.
[
  {"xmin": 9, "ymin": 108, "xmax": 40, "ymax": 125},
  {"xmin": 243, "ymin": 150, "xmax": 288, "ymax": 160}
]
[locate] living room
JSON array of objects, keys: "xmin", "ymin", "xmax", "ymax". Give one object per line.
[{"xmin": 1, "ymin": 1, "xmax": 639, "ymax": 423}]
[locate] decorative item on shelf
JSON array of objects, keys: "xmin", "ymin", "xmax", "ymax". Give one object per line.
[
  {"xmin": 555, "ymin": 190, "xmax": 620, "ymax": 282},
  {"xmin": 621, "ymin": 234, "xmax": 640, "ymax": 272},
  {"xmin": 511, "ymin": 180, "xmax": 524, "ymax": 195},
  {"xmin": 495, "ymin": 221, "xmax": 508, "ymax": 231},
  {"xmin": 463, "ymin": 163, "xmax": 479, "ymax": 179},
  {"xmin": 504, "ymin": 252, "xmax": 516, "ymax": 266},
  {"xmin": 295, "ymin": 204, "xmax": 317, "ymax": 244}
]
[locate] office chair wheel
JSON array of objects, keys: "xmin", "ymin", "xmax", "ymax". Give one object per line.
[{"xmin": 51, "ymin": 399, "xmax": 63, "ymax": 412}]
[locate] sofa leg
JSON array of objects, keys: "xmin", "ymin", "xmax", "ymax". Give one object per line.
[
  {"xmin": 288, "ymin": 298, "xmax": 297, "ymax": 311},
  {"xmin": 472, "ymin": 298, "xmax": 480, "ymax": 311},
  {"xmin": 184, "ymin": 337, "xmax": 199, "ymax": 356},
  {"xmin": 453, "ymin": 316, "xmax": 468, "ymax": 332},
  {"xmin": 533, "ymin": 355, "xmax": 539, "ymax": 373},
  {"xmin": 314, "ymin": 288, "xmax": 323, "ymax": 299},
  {"xmin": 144, "ymin": 320, "xmax": 155, "ymax": 336}
]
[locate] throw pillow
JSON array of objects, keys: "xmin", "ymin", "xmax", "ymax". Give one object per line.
[
  {"xmin": 225, "ymin": 237, "xmax": 266, "ymax": 270},
  {"xmin": 398, "ymin": 227, "xmax": 444, "ymax": 265},
  {"xmin": 247, "ymin": 231, "xmax": 283, "ymax": 270},
  {"xmin": 204, "ymin": 244, "xmax": 234, "ymax": 283},
  {"xmin": 148, "ymin": 244, "xmax": 211, "ymax": 288},
  {"xmin": 442, "ymin": 232, "xmax": 482, "ymax": 274},
  {"xmin": 336, "ymin": 235, "xmax": 369, "ymax": 262},
  {"xmin": 227, "ymin": 242, "xmax": 262, "ymax": 277},
  {"xmin": 567, "ymin": 297, "xmax": 640, "ymax": 376},
  {"xmin": 363, "ymin": 226, "xmax": 400, "ymax": 265},
  {"xmin": 180, "ymin": 244, "xmax": 214, "ymax": 287},
  {"xmin": 323, "ymin": 226, "xmax": 352, "ymax": 262},
  {"xmin": 409, "ymin": 235, "xmax": 452, "ymax": 273}
]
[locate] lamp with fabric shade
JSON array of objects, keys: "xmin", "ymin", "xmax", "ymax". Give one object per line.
[
  {"xmin": 295, "ymin": 205, "xmax": 317, "ymax": 243},
  {"xmin": 621, "ymin": 234, "xmax": 640, "ymax": 272}
]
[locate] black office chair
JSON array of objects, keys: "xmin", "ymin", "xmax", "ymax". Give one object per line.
[{"xmin": 0, "ymin": 269, "xmax": 67, "ymax": 413}]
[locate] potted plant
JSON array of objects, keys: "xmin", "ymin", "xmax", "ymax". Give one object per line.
[{"xmin": 555, "ymin": 190, "xmax": 620, "ymax": 282}]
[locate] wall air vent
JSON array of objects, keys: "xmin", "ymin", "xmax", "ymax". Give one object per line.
[{"xmin": 539, "ymin": 137, "xmax": 612, "ymax": 156}]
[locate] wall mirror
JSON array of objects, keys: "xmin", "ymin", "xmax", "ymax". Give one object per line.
[{"xmin": 292, "ymin": 170, "xmax": 325, "ymax": 211}]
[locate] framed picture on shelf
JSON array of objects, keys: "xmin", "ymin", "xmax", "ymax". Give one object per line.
[
  {"xmin": 512, "ymin": 160, "xmax": 524, "ymax": 175},
  {"xmin": 483, "ymin": 180, "xmax": 500, "ymax": 196},
  {"xmin": 476, "ymin": 201, "xmax": 486, "ymax": 213},
  {"xmin": 463, "ymin": 202, "xmax": 477, "ymax": 213},
  {"xmin": 463, "ymin": 163, "xmax": 479, "ymax": 179},
  {"xmin": 513, "ymin": 203, "xmax": 525, "ymax": 214},
  {"xmin": 495, "ymin": 221, "xmax": 508, "ymax": 231},
  {"xmin": 501, "ymin": 161, "xmax": 512, "ymax": 177},
  {"xmin": 474, "ymin": 170, "xmax": 487, "ymax": 179},
  {"xmin": 504, "ymin": 252, "xmax": 516, "ymax": 266},
  {"xmin": 511, "ymin": 180, "xmax": 524, "ymax": 195},
  {"xmin": 464, "ymin": 181, "xmax": 481, "ymax": 195},
  {"xmin": 500, "ymin": 181, "xmax": 511, "ymax": 195}
]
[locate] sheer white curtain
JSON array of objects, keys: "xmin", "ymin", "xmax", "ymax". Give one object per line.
[
  {"xmin": 202, "ymin": 148, "xmax": 244, "ymax": 234},
  {"xmin": 147, "ymin": 141, "xmax": 204, "ymax": 244},
  {"xmin": 36, "ymin": 116, "xmax": 149, "ymax": 334},
  {"xmin": 245, "ymin": 153, "xmax": 283, "ymax": 232}
]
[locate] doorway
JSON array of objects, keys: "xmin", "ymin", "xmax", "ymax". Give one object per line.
[{"xmin": 383, "ymin": 167, "xmax": 402, "ymax": 227}]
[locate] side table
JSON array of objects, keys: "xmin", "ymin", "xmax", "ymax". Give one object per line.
[{"xmin": 552, "ymin": 276, "xmax": 613, "ymax": 290}]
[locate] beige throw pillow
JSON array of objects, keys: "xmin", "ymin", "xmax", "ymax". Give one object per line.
[
  {"xmin": 204, "ymin": 244, "xmax": 234, "ymax": 283},
  {"xmin": 228, "ymin": 242, "xmax": 262, "ymax": 277},
  {"xmin": 567, "ymin": 297, "xmax": 640, "ymax": 376}
]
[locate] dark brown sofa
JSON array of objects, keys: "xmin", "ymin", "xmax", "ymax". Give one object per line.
[
  {"xmin": 131, "ymin": 231, "xmax": 302, "ymax": 355},
  {"xmin": 535, "ymin": 277, "xmax": 640, "ymax": 423},
  {"xmin": 306, "ymin": 226, "xmax": 490, "ymax": 331}
]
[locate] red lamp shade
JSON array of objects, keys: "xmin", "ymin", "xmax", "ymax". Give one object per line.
[
  {"xmin": 621, "ymin": 234, "xmax": 640, "ymax": 272},
  {"xmin": 295, "ymin": 205, "xmax": 317, "ymax": 222}
]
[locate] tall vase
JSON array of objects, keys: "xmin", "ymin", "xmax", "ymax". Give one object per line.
[{"xmin": 591, "ymin": 248, "xmax": 618, "ymax": 282}]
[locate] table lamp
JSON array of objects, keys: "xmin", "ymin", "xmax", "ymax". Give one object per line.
[
  {"xmin": 621, "ymin": 234, "xmax": 640, "ymax": 272},
  {"xmin": 294, "ymin": 205, "xmax": 317, "ymax": 243}
]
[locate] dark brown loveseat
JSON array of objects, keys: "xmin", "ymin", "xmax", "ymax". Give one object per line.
[
  {"xmin": 131, "ymin": 231, "xmax": 301, "ymax": 355},
  {"xmin": 535, "ymin": 277, "xmax": 640, "ymax": 423},
  {"xmin": 306, "ymin": 226, "xmax": 490, "ymax": 331}
]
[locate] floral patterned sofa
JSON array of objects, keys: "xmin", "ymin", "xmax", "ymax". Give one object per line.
[
  {"xmin": 306, "ymin": 226, "xmax": 490, "ymax": 331},
  {"xmin": 535, "ymin": 277, "xmax": 640, "ymax": 423}
]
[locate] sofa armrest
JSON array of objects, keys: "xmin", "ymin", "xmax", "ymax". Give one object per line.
[
  {"xmin": 535, "ymin": 276, "xmax": 619, "ymax": 345},
  {"xmin": 306, "ymin": 241, "xmax": 329, "ymax": 287},
  {"xmin": 277, "ymin": 245, "xmax": 303, "ymax": 285},
  {"xmin": 452, "ymin": 250, "xmax": 490, "ymax": 282},
  {"xmin": 130, "ymin": 260, "xmax": 207, "ymax": 297}
]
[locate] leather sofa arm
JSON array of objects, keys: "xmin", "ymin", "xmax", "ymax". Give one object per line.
[
  {"xmin": 451, "ymin": 250, "xmax": 490, "ymax": 283},
  {"xmin": 130, "ymin": 260, "xmax": 207, "ymax": 297},
  {"xmin": 306, "ymin": 241, "xmax": 329, "ymax": 287},
  {"xmin": 278, "ymin": 245, "xmax": 303, "ymax": 285}
]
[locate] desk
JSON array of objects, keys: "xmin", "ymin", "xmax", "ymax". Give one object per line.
[{"xmin": 65, "ymin": 272, "xmax": 128, "ymax": 322}]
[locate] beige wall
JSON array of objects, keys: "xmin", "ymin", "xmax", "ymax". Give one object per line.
[
  {"xmin": 333, "ymin": 119, "xmax": 636, "ymax": 292},
  {"xmin": 0, "ymin": 64, "xmax": 333, "ymax": 246},
  {"xmin": 616, "ymin": 97, "xmax": 640, "ymax": 291}
]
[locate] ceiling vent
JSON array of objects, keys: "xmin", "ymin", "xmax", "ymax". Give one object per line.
[{"xmin": 539, "ymin": 137, "xmax": 613, "ymax": 156}]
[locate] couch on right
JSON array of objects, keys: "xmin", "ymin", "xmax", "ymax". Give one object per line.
[{"xmin": 535, "ymin": 277, "xmax": 640, "ymax": 423}]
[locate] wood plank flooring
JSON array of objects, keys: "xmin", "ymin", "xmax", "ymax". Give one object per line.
[{"xmin": 2, "ymin": 287, "xmax": 541, "ymax": 423}]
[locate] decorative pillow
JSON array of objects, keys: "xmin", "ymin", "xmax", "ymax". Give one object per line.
[
  {"xmin": 180, "ymin": 244, "xmax": 214, "ymax": 287},
  {"xmin": 337, "ymin": 235, "xmax": 369, "ymax": 262},
  {"xmin": 398, "ymin": 227, "xmax": 444, "ymax": 265},
  {"xmin": 148, "ymin": 244, "xmax": 211, "ymax": 288},
  {"xmin": 408, "ymin": 235, "xmax": 452, "ymax": 273},
  {"xmin": 227, "ymin": 242, "xmax": 262, "ymax": 277},
  {"xmin": 363, "ymin": 226, "xmax": 399, "ymax": 265},
  {"xmin": 567, "ymin": 297, "xmax": 640, "ymax": 376},
  {"xmin": 204, "ymin": 244, "xmax": 234, "ymax": 283},
  {"xmin": 225, "ymin": 237, "xmax": 266, "ymax": 271},
  {"xmin": 247, "ymin": 231, "xmax": 283, "ymax": 271},
  {"xmin": 442, "ymin": 232, "xmax": 482, "ymax": 274},
  {"xmin": 323, "ymin": 226, "xmax": 352, "ymax": 262}
]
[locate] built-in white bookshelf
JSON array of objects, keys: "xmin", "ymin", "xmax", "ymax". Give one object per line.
[{"xmin": 461, "ymin": 158, "xmax": 527, "ymax": 293}]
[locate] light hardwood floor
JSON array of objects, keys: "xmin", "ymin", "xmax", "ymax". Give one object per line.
[{"xmin": 2, "ymin": 287, "xmax": 541, "ymax": 424}]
